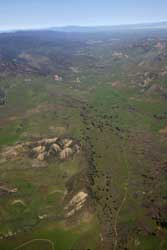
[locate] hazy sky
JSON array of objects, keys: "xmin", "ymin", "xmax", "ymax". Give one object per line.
[{"xmin": 1, "ymin": 0, "xmax": 167, "ymax": 30}]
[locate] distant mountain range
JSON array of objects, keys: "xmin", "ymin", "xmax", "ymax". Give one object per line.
[
  {"xmin": 50, "ymin": 22, "xmax": 167, "ymax": 32},
  {"xmin": 1, "ymin": 21, "xmax": 167, "ymax": 33}
]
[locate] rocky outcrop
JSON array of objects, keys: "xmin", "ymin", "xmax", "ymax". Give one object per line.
[
  {"xmin": 0, "ymin": 136, "xmax": 80, "ymax": 163},
  {"xmin": 60, "ymin": 147, "xmax": 73, "ymax": 160},
  {"xmin": 32, "ymin": 145, "xmax": 46, "ymax": 154},
  {"xmin": 0, "ymin": 185, "xmax": 18, "ymax": 196},
  {"xmin": 37, "ymin": 137, "xmax": 58, "ymax": 145},
  {"xmin": 51, "ymin": 143, "xmax": 61, "ymax": 153},
  {"xmin": 65, "ymin": 191, "xmax": 88, "ymax": 218}
]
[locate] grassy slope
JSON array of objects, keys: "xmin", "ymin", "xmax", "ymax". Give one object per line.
[
  {"xmin": 0, "ymin": 76, "xmax": 100, "ymax": 250},
  {"xmin": 82, "ymin": 85, "xmax": 167, "ymax": 249},
  {"xmin": 0, "ymin": 39, "xmax": 167, "ymax": 250}
]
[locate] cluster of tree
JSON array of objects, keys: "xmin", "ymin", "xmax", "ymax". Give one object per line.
[{"xmin": 0, "ymin": 88, "xmax": 6, "ymax": 105}]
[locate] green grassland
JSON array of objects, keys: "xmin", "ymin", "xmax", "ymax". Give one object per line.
[
  {"xmin": 0, "ymin": 75, "xmax": 100, "ymax": 250},
  {"xmin": 0, "ymin": 31, "xmax": 167, "ymax": 250}
]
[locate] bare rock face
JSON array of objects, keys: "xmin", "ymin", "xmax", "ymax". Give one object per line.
[
  {"xmin": 0, "ymin": 136, "xmax": 81, "ymax": 163},
  {"xmin": 60, "ymin": 147, "xmax": 73, "ymax": 160},
  {"xmin": 51, "ymin": 143, "xmax": 61, "ymax": 153},
  {"xmin": 32, "ymin": 145, "xmax": 46, "ymax": 154},
  {"xmin": 65, "ymin": 191, "xmax": 88, "ymax": 218},
  {"xmin": 2, "ymin": 144, "xmax": 25, "ymax": 159},
  {"xmin": 3, "ymin": 148, "xmax": 18, "ymax": 158},
  {"xmin": 37, "ymin": 137, "xmax": 58, "ymax": 146},
  {"xmin": 0, "ymin": 185, "xmax": 18, "ymax": 196},
  {"xmin": 63, "ymin": 139, "xmax": 73, "ymax": 148},
  {"xmin": 68, "ymin": 191, "xmax": 88, "ymax": 208},
  {"xmin": 37, "ymin": 153, "xmax": 46, "ymax": 161}
]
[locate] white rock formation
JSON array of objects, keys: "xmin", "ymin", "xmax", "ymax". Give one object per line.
[{"xmin": 60, "ymin": 147, "xmax": 73, "ymax": 160}]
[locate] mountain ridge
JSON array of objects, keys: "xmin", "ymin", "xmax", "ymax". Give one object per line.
[{"xmin": 1, "ymin": 21, "xmax": 167, "ymax": 33}]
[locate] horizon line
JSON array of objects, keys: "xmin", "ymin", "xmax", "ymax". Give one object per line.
[{"xmin": 0, "ymin": 20, "xmax": 167, "ymax": 32}]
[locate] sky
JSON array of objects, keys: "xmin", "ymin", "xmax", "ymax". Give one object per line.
[{"xmin": 0, "ymin": 0, "xmax": 167, "ymax": 30}]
